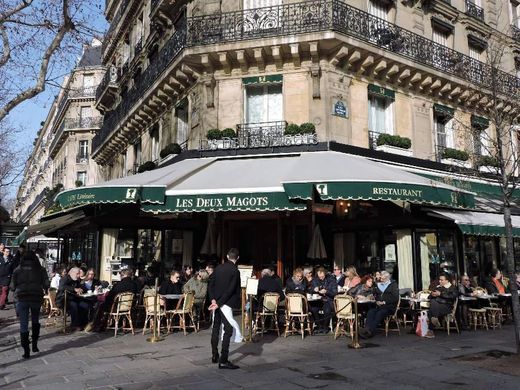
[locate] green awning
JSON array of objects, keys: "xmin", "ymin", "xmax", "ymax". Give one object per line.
[
  {"xmin": 283, "ymin": 181, "xmax": 473, "ymax": 208},
  {"xmin": 12, "ymin": 229, "xmax": 27, "ymax": 246},
  {"xmin": 368, "ymin": 84, "xmax": 395, "ymax": 100},
  {"xmin": 57, "ymin": 186, "xmax": 165, "ymax": 208},
  {"xmin": 471, "ymin": 115, "xmax": 489, "ymax": 128},
  {"xmin": 428, "ymin": 209, "xmax": 520, "ymax": 237},
  {"xmin": 433, "ymin": 103, "xmax": 454, "ymax": 117}
]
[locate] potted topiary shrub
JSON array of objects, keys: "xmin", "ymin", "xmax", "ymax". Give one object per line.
[
  {"xmin": 477, "ymin": 155, "xmax": 499, "ymax": 174},
  {"xmin": 160, "ymin": 143, "xmax": 182, "ymax": 159},
  {"xmin": 221, "ymin": 128, "xmax": 237, "ymax": 138},
  {"xmin": 137, "ymin": 160, "xmax": 156, "ymax": 173},
  {"xmin": 75, "ymin": 180, "xmax": 84, "ymax": 187},
  {"xmin": 375, "ymin": 133, "xmax": 413, "ymax": 157},
  {"xmin": 300, "ymin": 122, "xmax": 316, "ymax": 134},
  {"xmin": 206, "ymin": 129, "xmax": 222, "ymax": 140},
  {"xmin": 441, "ymin": 148, "xmax": 471, "ymax": 168}
]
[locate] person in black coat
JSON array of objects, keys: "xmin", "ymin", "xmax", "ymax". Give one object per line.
[
  {"xmin": 360, "ymin": 271, "xmax": 399, "ymax": 338},
  {"xmin": 208, "ymin": 248, "xmax": 241, "ymax": 370},
  {"xmin": 57, "ymin": 267, "xmax": 90, "ymax": 330},
  {"xmin": 285, "ymin": 268, "xmax": 306, "ymax": 295},
  {"xmin": 9, "ymin": 251, "xmax": 49, "ymax": 359},
  {"xmin": 159, "ymin": 270, "xmax": 183, "ymax": 310},
  {"xmin": 309, "ymin": 267, "xmax": 338, "ymax": 333},
  {"xmin": 0, "ymin": 247, "xmax": 15, "ymax": 309},
  {"xmin": 427, "ymin": 273, "xmax": 458, "ymax": 330},
  {"xmin": 87, "ymin": 268, "xmax": 138, "ymax": 332},
  {"xmin": 255, "ymin": 268, "xmax": 284, "ymax": 312}
]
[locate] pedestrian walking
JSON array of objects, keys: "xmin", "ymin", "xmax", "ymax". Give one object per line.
[
  {"xmin": 10, "ymin": 251, "xmax": 50, "ymax": 359},
  {"xmin": 0, "ymin": 247, "xmax": 14, "ymax": 309},
  {"xmin": 208, "ymin": 248, "xmax": 241, "ymax": 369}
]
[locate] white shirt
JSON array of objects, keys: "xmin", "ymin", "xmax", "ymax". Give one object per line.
[{"xmin": 50, "ymin": 274, "xmax": 61, "ymax": 289}]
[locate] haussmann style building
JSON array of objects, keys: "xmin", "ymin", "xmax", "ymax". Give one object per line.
[{"xmin": 32, "ymin": 0, "xmax": 520, "ymax": 288}]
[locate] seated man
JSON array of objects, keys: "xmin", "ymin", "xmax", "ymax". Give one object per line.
[
  {"xmin": 56, "ymin": 267, "xmax": 90, "ymax": 330},
  {"xmin": 427, "ymin": 273, "xmax": 458, "ymax": 334},
  {"xmin": 333, "ymin": 265, "xmax": 345, "ymax": 287},
  {"xmin": 285, "ymin": 268, "xmax": 306, "ymax": 295},
  {"xmin": 360, "ymin": 271, "xmax": 398, "ymax": 339},
  {"xmin": 81, "ymin": 268, "xmax": 101, "ymax": 293},
  {"xmin": 458, "ymin": 275, "xmax": 477, "ymax": 329},
  {"xmin": 183, "ymin": 269, "xmax": 209, "ymax": 323},
  {"xmin": 159, "ymin": 270, "xmax": 183, "ymax": 310},
  {"xmin": 255, "ymin": 268, "xmax": 284, "ymax": 312},
  {"xmin": 87, "ymin": 268, "xmax": 138, "ymax": 332},
  {"xmin": 309, "ymin": 267, "xmax": 337, "ymax": 334}
]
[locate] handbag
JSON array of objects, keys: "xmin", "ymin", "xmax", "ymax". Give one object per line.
[{"xmin": 415, "ymin": 310, "xmax": 429, "ymax": 337}]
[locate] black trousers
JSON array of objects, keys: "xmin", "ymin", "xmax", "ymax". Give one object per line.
[
  {"xmin": 309, "ymin": 300, "xmax": 333, "ymax": 330},
  {"xmin": 211, "ymin": 308, "xmax": 233, "ymax": 363}
]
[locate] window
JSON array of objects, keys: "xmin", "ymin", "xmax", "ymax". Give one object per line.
[
  {"xmin": 176, "ymin": 101, "xmax": 189, "ymax": 145},
  {"xmin": 432, "ymin": 27, "xmax": 449, "ymax": 47},
  {"xmin": 469, "ymin": 43, "xmax": 483, "ymax": 61},
  {"xmin": 76, "ymin": 171, "xmax": 87, "ymax": 186},
  {"xmin": 511, "ymin": 1, "xmax": 520, "ymax": 27},
  {"xmin": 134, "ymin": 139, "xmax": 141, "ymax": 166},
  {"xmin": 368, "ymin": 0, "xmax": 389, "ymax": 21},
  {"xmin": 83, "ymin": 74, "xmax": 94, "ymax": 89},
  {"xmin": 245, "ymin": 83, "xmax": 283, "ymax": 124},
  {"xmin": 79, "ymin": 106, "xmax": 92, "ymax": 127},
  {"xmin": 368, "ymin": 95, "xmax": 394, "ymax": 135},
  {"xmin": 78, "ymin": 140, "xmax": 89, "ymax": 162},
  {"xmin": 150, "ymin": 127, "xmax": 159, "ymax": 161},
  {"xmin": 473, "ymin": 128, "xmax": 490, "ymax": 156}
]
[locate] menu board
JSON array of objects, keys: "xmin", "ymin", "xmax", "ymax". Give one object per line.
[{"xmin": 237, "ymin": 265, "xmax": 253, "ymax": 288}]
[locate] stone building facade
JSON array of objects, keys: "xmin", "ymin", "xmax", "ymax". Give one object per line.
[
  {"xmin": 13, "ymin": 43, "xmax": 105, "ymax": 225},
  {"xmin": 94, "ymin": 0, "xmax": 520, "ymax": 178}
]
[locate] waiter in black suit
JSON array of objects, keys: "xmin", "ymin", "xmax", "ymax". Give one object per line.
[{"xmin": 208, "ymin": 248, "xmax": 241, "ymax": 369}]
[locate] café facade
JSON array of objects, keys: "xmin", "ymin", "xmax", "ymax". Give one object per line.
[{"xmin": 37, "ymin": 142, "xmax": 520, "ymax": 290}]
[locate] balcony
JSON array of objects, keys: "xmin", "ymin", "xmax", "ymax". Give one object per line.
[
  {"xmin": 512, "ymin": 25, "xmax": 520, "ymax": 43},
  {"xmin": 53, "ymin": 85, "xmax": 99, "ymax": 131},
  {"xmin": 76, "ymin": 154, "xmax": 89, "ymax": 164},
  {"xmin": 93, "ymin": 0, "xmax": 520, "ymax": 157},
  {"xmin": 95, "ymin": 67, "xmax": 119, "ymax": 111},
  {"xmin": 465, "ymin": 0, "xmax": 484, "ymax": 22},
  {"xmin": 50, "ymin": 117, "xmax": 102, "ymax": 158}
]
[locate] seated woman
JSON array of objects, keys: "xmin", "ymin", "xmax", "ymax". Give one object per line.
[
  {"xmin": 56, "ymin": 267, "xmax": 90, "ymax": 330},
  {"xmin": 81, "ymin": 268, "xmax": 100, "ymax": 292},
  {"xmin": 159, "ymin": 270, "xmax": 183, "ymax": 310},
  {"xmin": 183, "ymin": 269, "xmax": 209, "ymax": 323},
  {"xmin": 343, "ymin": 266, "xmax": 361, "ymax": 295},
  {"xmin": 351, "ymin": 275, "xmax": 375, "ymax": 299},
  {"xmin": 484, "ymin": 269, "xmax": 509, "ymax": 295}
]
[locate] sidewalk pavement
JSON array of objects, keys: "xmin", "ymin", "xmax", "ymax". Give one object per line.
[{"xmin": 1, "ymin": 304, "xmax": 519, "ymax": 390}]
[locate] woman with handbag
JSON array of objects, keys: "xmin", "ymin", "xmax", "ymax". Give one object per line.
[{"xmin": 10, "ymin": 251, "xmax": 49, "ymax": 359}]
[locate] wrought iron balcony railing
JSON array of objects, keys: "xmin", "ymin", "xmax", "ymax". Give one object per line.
[
  {"xmin": 93, "ymin": 0, "xmax": 520, "ymax": 155},
  {"xmin": 76, "ymin": 154, "xmax": 89, "ymax": 163},
  {"xmin": 465, "ymin": 0, "xmax": 484, "ymax": 22},
  {"xmin": 93, "ymin": 23, "xmax": 186, "ymax": 152},
  {"xmin": 512, "ymin": 25, "xmax": 520, "ymax": 42},
  {"xmin": 96, "ymin": 67, "xmax": 118, "ymax": 102},
  {"xmin": 65, "ymin": 117, "xmax": 103, "ymax": 129},
  {"xmin": 68, "ymin": 86, "xmax": 97, "ymax": 98}
]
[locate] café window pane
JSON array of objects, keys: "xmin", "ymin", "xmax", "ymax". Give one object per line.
[
  {"xmin": 245, "ymin": 84, "xmax": 283, "ymax": 123},
  {"xmin": 368, "ymin": 95, "xmax": 393, "ymax": 134}
]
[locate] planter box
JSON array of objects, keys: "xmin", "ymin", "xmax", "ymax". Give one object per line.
[
  {"xmin": 208, "ymin": 138, "xmax": 237, "ymax": 150},
  {"xmin": 282, "ymin": 133, "xmax": 318, "ymax": 146},
  {"xmin": 441, "ymin": 158, "xmax": 471, "ymax": 169},
  {"xmin": 376, "ymin": 144, "xmax": 413, "ymax": 157},
  {"xmin": 479, "ymin": 165, "xmax": 498, "ymax": 174}
]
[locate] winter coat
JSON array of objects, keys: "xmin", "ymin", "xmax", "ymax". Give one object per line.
[
  {"xmin": 374, "ymin": 281, "xmax": 399, "ymax": 311},
  {"xmin": 9, "ymin": 258, "xmax": 49, "ymax": 304},
  {"xmin": 0, "ymin": 256, "xmax": 14, "ymax": 286},
  {"xmin": 429, "ymin": 283, "xmax": 458, "ymax": 307},
  {"xmin": 105, "ymin": 276, "xmax": 138, "ymax": 309},
  {"xmin": 311, "ymin": 274, "xmax": 338, "ymax": 302},
  {"xmin": 183, "ymin": 278, "xmax": 208, "ymax": 302},
  {"xmin": 208, "ymin": 260, "xmax": 241, "ymax": 309},
  {"xmin": 285, "ymin": 277, "xmax": 307, "ymax": 295},
  {"xmin": 56, "ymin": 275, "xmax": 81, "ymax": 307}
]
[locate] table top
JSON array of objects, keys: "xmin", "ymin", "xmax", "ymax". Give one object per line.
[
  {"xmin": 356, "ymin": 299, "xmax": 375, "ymax": 304},
  {"xmin": 161, "ymin": 294, "xmax": 182, "ymax": 300},
  {"xmin": 459, "ymin": 296, "xmax": 477, "ymax": 301}
]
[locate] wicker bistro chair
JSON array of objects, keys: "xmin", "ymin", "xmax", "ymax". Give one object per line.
[
  {"xmin": 253, "ymin": 292, "xmax": 281, "ymax": 337},
  {"xmin": 334, "ymin": 295, "xmax": 355, "ymax": 340},
  {"xmin": 284, "ymin": 293, "xmax": 313, "ymax": 339},
  {"xmin": 384, "ymin": 297, "xmax": 401, "ymax": 337},
  {"xmin": 44, "ymin": 289, "xmax": 62, "ymax": 327},
  {"xmin": 106, "ymin": 292, "xmax": 135, "ymax": 337},
  {"xmin": 143, "ymin": 294, "xmax": 166, "ymax": 335},
  {"xmin": 166, "ymin": 292, "xmax": 197, "ymax": 335},
  {"xmin": 444, "ymin": 297, "xmax": 459, "ymax": 335},
  {"xmin": 416, "ymin": 290, "xmax": 431, "ymax": 310}
]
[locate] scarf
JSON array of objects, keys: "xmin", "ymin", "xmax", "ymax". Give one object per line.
[
  {"xmin": 378, "ymin": 280, "xmax": 391, "ymax": 293},
  {"xmin": 492, "ymin": 278, "xmax": 505, "ymax": 294}
]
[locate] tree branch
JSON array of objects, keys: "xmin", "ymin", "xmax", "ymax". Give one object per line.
[
  {"xmin": 0, "ymin": 0, "xmax": 74, "ymax": 123},
  {"xmin": 0, "ymin": 0, "xmax": 34, "ymax": 24},
  {"xmin": 0, "ymin": 25, "xmax": 10, "ymax": 67}
]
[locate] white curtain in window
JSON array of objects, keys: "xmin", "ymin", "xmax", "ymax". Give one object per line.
[
  {"xmin": 445, "ymin": 118, "xmax": 454, "ymax": 148},
  {"xmin": 368, "ymin": 96, "xmax": 386, "ymax": 133},
  {"xmin": 480, "ymin": 129, "xmax": 490, "ymax": 155},
  {"xmin": 396, "ymin": 230, "xmax": 413, "ymax": 290},
  {"xmin": 244, "ymin": 0, "xmax": 281, "ymax": 9},
  {"xmin": 432, "ymin": 29, "xmax": 448, "ymax": 46},
  {"xmin": 385, "ymin": 100, "xmax": 394, "ymax": 134},
  {"xmin": 368, "ymin": 0, "xmax": 388, "ymax": 20},
  {"xmin": 419, "ymin": 235, "xmax": 431, "ymax": 290},
  {"xmin": 246, "ymin": 84, "xmax": 283, "ymax": 123},
  {"xmin": 100, "ymin": 228, "xmax": 118, "ymax": 283},
  {"xmin": 469, "ymin": 46, "xmax": 481, "ymax": 61}
]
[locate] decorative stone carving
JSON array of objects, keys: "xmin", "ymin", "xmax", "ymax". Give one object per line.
[{"xmin": 311, "ymin": 65, "xmax": 321, "ymax": 99}]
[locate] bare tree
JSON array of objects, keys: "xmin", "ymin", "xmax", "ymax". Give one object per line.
[{"xmin": 454, "ymin": 33, "xmax": 520, "ymax": 353}]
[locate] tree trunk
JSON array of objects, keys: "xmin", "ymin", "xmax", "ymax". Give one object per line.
[{"xmin": 502, "ymin": 205, "xmax": 520, "ymax": 354}]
